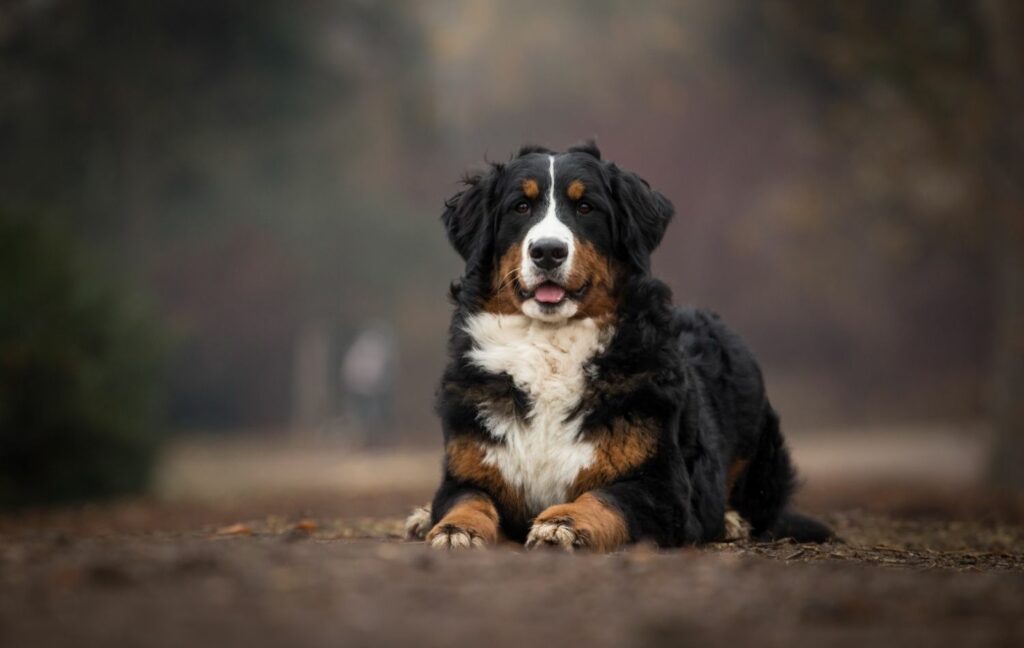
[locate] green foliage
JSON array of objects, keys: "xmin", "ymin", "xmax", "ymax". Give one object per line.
[{"xmin": 0, "ymin": 212, "xmax": 166, "ymax": 508}]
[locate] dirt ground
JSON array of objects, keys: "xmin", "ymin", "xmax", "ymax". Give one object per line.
[{"xmin": 2, "ymin": 434, "xmax": 1023, "ymax": 648}]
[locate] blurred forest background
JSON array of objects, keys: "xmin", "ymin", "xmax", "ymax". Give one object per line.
[{"xmin": 1, "ymin": 0, "xmax": 1022, "ymax": 507}]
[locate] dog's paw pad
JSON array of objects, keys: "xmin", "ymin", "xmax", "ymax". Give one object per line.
[
  {"xmin": 526, "ymin": 517, "xmax": 584, "ymax": 552},
  {"xmin": 404, "ymin": 504, "xmax": 432, "ymax": 540}
]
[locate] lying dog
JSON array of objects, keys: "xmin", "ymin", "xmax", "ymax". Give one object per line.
[{"xmin": 406, "ymin": 143, "xmax": 832, "ymax": 551}]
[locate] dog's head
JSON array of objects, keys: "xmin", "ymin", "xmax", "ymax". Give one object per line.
[{"xmin": 443, "ymin": 143, "xmax": 674, "ymax": 322}]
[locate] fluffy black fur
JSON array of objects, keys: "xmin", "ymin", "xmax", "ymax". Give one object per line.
[{"xmin": 428, "ymin": 143, "xmax": 832, "ymax": 546}]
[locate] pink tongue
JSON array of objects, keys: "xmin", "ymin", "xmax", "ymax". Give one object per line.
[{"xmin": 534, "ymin": 284, "xmax": 566, "ymax": 304}]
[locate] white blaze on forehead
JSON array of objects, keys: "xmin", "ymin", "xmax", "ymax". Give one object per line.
[{"xmin": 520, "ymin": 155, "xmax": 575, "ymax": 288}]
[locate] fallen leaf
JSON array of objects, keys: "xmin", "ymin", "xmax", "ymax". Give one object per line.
[
  {"xmin": 294, "ymin": 519, "xmax": 318, "ymax": 533},
  {"xmin": 215, "ymin": 523, "xmax": 253, "ymax": 536}
]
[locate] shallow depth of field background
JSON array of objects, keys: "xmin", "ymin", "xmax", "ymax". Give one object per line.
[{"xmin": 2, "ymin": 0, "xmax": 1022, "ymax": 509}]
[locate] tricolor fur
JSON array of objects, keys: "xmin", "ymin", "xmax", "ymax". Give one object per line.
[{"xmin": 412, "ymin": 142, "xmax": 832, "ymax": 551}]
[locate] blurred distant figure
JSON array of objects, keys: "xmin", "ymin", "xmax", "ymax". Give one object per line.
[{"xmin": 341, "ymin": 321, "xmax": 397, "ymax": 445}]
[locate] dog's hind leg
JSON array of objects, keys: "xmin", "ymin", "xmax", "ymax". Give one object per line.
[
  {"xmin": 722, "ymin": 510, "xmax": 752, "ymax": 541},
  {"xmin": 729, "ymin": 405, "xmax": 833, "ymax": 543}
]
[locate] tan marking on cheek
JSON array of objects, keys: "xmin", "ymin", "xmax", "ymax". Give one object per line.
[
  {"xmin": 567, "ymin": 179, "xmax": 585, "ymax": 201},
  {"xmin": 446, "ymin": 437, "xmax": 527, "ymax": 519},
  {"xmin": 522, "ymin": 178, "xmax": 540, "ymax": 200},
  {"xmin": 570, "ymin": 418, "xmax": 657, "ymax": 498},
  {"xmin": 569, "ymin": 241, "xmax": 620, "ymax": 319},
  {"xmin": 429, "ymin": 492, "xmax": 501, "ymax": 544},
  {"xmin": 483, "ymin": 246, "xmax": 523, "ymax": 315},
  {"xmin": 533, "ymin": 493, "xmax": 629, "ymax": 552}
]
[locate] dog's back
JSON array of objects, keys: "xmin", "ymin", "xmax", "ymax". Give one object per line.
[{"xmin": 677, "ymin": 307, "xmax": 832, "ymax": 542}]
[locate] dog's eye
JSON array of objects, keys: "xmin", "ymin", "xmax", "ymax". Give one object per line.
[
  {"xmin": 514, "ymin": 201, "xmax": 530, "ymax": 214},
  {"xmin": 577, "ymin": 202, "xmax": 593, "ymax": 215}
]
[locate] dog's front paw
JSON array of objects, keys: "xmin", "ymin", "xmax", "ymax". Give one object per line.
[
  {"xmin": 526, "ymin": 516, "xmax": 586, "ymax": 552},
  {"xmin": 426, "ymin": 523, "xmax": 487, "ymax": 550},
  {"xmin": 404, "ymin": 504, "xmax": 432, "ymax": 540},
  {"xmin": 423, "ymin": 495, "xmax": 499, "ymax": 550},
  {"xmin": 526, "ymin": 494, "xmax": 629, "ymax": 553}
]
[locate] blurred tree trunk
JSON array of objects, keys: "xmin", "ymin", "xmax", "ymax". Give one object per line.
[
  {"xmin": 291, "ymin": 319, "xmax": 332, "ymax": 440},
  {"xmin": 982, "ymin": 0, "xmax": 1024, "ymax": 490}
]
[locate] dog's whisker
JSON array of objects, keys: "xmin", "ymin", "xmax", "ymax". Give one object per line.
[{"xmin": 496, "ymin": 267, "xmax": 519, "ymax": 293}]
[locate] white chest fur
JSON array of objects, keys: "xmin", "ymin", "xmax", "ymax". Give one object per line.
[{"xmin": 463, "ymin": 313, "xmax": 614, "ymax": 514}]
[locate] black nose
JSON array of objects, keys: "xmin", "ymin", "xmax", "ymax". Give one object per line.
[{"xmin": 529, "ymin": 238, "xmax": 569, "ymax": 270}]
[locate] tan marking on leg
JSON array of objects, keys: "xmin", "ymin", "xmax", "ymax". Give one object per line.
[
  {"xmin": 726, "ymin": 458, "xmax": 750, "ymax": 496},
  {"xmin": 426, "ymin": 493, "xmax": 500, "ymax": 549},
  {"xmin": 567, "ymin": 179, "xmax": 585, "ymax": 201},
  {"xmin": 446, "ymin": 437, "xmax": 527, "ymax": 520},
  {"xmin": 569, "ymin": 241, "xmax": 619, "ymax": 319},
  {"xmin": 526, "ymin": 493, "xmax": 629, "ymax": 552},
  {"xmin": 570, "ymin": 418, "xmax": 657, "ymax": 498},
  {"xmin": 522, "ymin": 178, "xmax": 539, "ymax": 199},
  {"xmin": 483, "ymin": 246, "xmax": 523, "ymax": 315}
]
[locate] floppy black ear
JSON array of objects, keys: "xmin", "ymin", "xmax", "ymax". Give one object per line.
[
  {"xmin": 442, "ymin": 164, "xmax": 503, "ymax": 279},
  {"xmin": 609, "ymin": 165, "xmax": 674, "ymax": 271}
]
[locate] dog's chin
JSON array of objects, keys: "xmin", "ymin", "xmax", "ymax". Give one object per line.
[
  {"xmin": 522, "ymin": 298, "xmax": 579, "ymax": 322},
  {"xmin": 516, "ymin": 280, "xmax": 589, "ymax": 323}
]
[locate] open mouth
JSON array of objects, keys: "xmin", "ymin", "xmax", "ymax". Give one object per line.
[{"xmin": 516, "ymin": 280, "xmax": 589, "ymax": 306}]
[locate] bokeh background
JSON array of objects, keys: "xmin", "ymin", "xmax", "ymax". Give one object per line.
[{"xmin": 2, "ymin": 0, "xmax": 1022, "ymax": 510}]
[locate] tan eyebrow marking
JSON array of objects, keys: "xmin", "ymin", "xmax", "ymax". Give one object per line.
[
  {"xmin": 522, "ymin": 178, "xmax": 540, "ymax": 199},
  {"xmin": 567, "ymin": 179, "xmax": 585, "ymax": 201}
]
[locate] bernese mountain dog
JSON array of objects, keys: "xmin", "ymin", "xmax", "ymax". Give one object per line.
[{"xmin": 405, "ymin": 142, "xmax": 832, "ymax": 551}]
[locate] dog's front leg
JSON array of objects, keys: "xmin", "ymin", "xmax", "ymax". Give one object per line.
[
  {"xmin": 526, "ymin": 492, "xmax": 629, "ymax": 552},
  {"xmin": 425, "ymin": 491, "xmax": 500, "ymax": 550}
]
